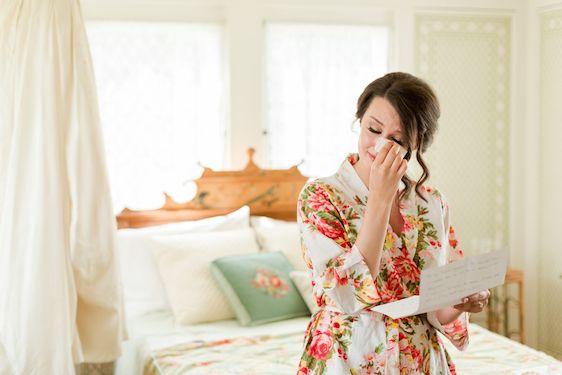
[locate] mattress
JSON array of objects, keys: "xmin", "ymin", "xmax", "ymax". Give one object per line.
[{"xmin": 116, "ymin": 312, "xmax": 562, "ymax": 375}]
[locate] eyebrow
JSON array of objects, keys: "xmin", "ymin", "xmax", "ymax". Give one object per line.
[{"xmin": 369, "ymin": 115, "xmax": 402, "ymax": 135}]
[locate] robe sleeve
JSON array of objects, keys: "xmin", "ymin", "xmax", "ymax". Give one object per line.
[
  {"xmin": 426, "ymin": 190, "xmax": 470, "ymax": 351},
  {"xmin": 297, "ymin": 181, "xmax": 381, "ymax": 314}
]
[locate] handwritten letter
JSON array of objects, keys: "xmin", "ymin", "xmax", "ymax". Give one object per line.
[{"xmin": 372, "ymin": 249, "xmax": 508, "ymax": 319}]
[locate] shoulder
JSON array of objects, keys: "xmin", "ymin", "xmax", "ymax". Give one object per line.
[
  {"xmin": 298, "ymin": 178, "xmax": 348, "ymax": 219},
  {"xmin": 298, "ymin": 178, "xmax": 342, "ymax": 205},
  {"xmin": 298, "ymin": 179, "xmax": 352, "ymax": 243},
  {"xmin": 418, "ymin": 184, "xmax": 449, "ymax": 212}
]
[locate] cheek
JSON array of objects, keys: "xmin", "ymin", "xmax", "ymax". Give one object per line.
[
  {"xmin": 358, "ymin": 133, "xmax": 365, "ymax": 148},
  {"xmin": 359, "ymin": 133, "xmax": 377, "ymax": 151}
]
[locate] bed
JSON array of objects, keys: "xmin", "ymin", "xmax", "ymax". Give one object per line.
[{"xmin": 114, "ymin": 148, "xmax": 562, "ymax": 375}]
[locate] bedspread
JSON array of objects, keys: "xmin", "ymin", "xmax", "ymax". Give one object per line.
[{"xmin": 143, "ymin": 323, "xmax": 562, "ymax": 374}]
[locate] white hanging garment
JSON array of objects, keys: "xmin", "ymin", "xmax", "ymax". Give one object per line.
[{"xmin": 0, "ymin": 0, "xmax": 126, "ymax": 373}]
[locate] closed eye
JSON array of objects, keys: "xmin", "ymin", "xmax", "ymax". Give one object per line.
[{"xmin": 368, "ymin": 126, "xmax": 403, "ymax": 146}]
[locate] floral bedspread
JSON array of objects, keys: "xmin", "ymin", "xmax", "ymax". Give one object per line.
[{"xmin": 144, "ymin": 324, "xmax": 562, "ymax": 375}]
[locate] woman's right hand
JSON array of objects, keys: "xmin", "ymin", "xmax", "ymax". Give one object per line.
[{"xmin": 368, "ymin": 141, "xmax": 408, "ymax": 202}]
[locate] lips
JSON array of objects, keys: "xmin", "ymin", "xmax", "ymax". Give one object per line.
[
  {"xmin": 365, "ymin": 147, "xmax": 377, "ymax": 161},
  {"xmin": 366, "ymin": 146, "xmax": 378, "ymax": 160}
]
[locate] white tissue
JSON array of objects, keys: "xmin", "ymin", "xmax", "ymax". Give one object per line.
[{"xmin": 373, "ymin": 137, "xmax": 408, "ymax": 159}]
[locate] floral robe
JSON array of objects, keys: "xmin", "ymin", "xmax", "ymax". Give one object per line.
[{"xmin": 297, "ymin": 154, "xmax": 469, "ymax": 375}]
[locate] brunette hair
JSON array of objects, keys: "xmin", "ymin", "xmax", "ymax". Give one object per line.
[{"xmin": 356, "ymin": 72, "xmax": 440, "ymax": 203}]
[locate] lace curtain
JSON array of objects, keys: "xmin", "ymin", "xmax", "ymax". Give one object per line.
[
  {"xmin": 86, "ymin": 22, "xmax": 225, "ymax": 212},
  {"xmin": 265, "ymin": 23, "xmax": 389, "ymax": 177}
]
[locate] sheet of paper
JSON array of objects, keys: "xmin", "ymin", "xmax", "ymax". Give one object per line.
[{"xmin": 372, "ymin": 249, "xmax": 508, "ymax": 319}]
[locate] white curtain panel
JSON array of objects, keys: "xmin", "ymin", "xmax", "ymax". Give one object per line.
[
  {"xmin": 0, "ymin": 0, "xmax": 125, "ymax": 373},
  {"xmin": 86, "ymin": 22, "xmax": 225, "ymax": 213},
  {"xmin": 265, "ymin": 23, "xmax": 389, "ymax": 177}
]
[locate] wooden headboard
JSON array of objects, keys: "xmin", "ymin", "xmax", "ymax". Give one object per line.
[{"xmin": 116, "ymin": 148, "xmax": 309, "ymax": 229}]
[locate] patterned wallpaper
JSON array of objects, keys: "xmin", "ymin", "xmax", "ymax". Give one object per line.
[
  {"xmin": 414, "ymin": 15, "xmax": 511, "ymax": 258},
  {"xmin": 539, "ymin": 8, "xmax": 562, "ymax": 358}
]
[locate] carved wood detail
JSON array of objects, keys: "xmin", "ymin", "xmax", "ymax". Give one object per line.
[{"xmin": 116, "ymin": 148, "xmax": 309, "ymax": 228}]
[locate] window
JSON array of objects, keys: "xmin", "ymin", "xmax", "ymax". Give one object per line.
[
  {"xmin": 86, "ymin": 22, "xmax": 225, "ymax": 212},
  {"xmin": 265, "ymin": 23, "xmax": 389, "ymax": 177}
]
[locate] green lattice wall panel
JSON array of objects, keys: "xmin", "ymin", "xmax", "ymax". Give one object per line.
[
  {"xmin": 414, "ymin": 15, "xmax": 511, "ymax": 258},
  {"xmin": 539, "ymin": 8, "xmax": 562, "ymax": 359}
]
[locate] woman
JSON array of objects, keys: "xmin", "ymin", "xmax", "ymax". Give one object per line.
[{"xmin": 297, "ymin": 72, "xmax": 490, "ymax": 374}]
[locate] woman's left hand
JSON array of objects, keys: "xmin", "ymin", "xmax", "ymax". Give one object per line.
[{"xmin": 453, "ymin": 290, "xmax": 490, "ymax": 313}]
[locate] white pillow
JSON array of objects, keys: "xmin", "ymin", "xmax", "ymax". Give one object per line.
[
  {"xmin": 289, "ymin": 271, "xmax": 318, "ymax": 314},
  {"xmin": 117, "ymin": 206, "xmax": 250, "ymax": 318},
  {"xmin": 251, "ymin": 216, "xmax": 308, "ymax": 272},
  {"xmin": 151, "ymin": 228, "xmax": 261, "ymax": 325}
]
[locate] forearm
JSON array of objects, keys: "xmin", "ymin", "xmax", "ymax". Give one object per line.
[
  {"xmin": 436, "ymin": 306, "xmax": 464, "ymax": 325},
  {"xmin": 354, "ymin": 194, "xmax": 392, "ymax": 279}
]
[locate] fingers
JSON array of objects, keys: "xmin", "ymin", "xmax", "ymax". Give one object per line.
[
  {"xmin": 374, "ymin": 141, "xmax": 395, "ymax": 165},
  {"xmin": 385, "ymin": 144, "xmax": 402, "ymax": 167},
  {"xmin": 370, "ymin": 142, "xmax": 408, "ymax": 193},
  {"xmin": 453, "ymin": 303, "xmax": 468, "ymax": 311},
  {"xmin": 460, "ymin": 292, "xmax": 483, "ymax": 303},
  {"xmin": 398, "ymin": 159, "xmax": 408, "ymax": 175},
  {"xmin": 390, "ymin": 148, "xmax": 403, "ymax": 169},
  {"xmin": 463, "ymin": 290, "xmax": 489, "ymax": 303},
  {"xmin": 455, "ymin": 290, "xmax": 490, "ymax": 313},
  {"xmin": 453, "ymin": 300, "xmax": 487, "ymax": 313},
  {"xmin": 380, "ymin": 143, "xmax": 403, "ymax": 169}
]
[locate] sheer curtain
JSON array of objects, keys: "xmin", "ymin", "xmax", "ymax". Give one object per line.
[
  {"xmin": 0, "ymin": 0, "xmax": 124, "ymax": 372},
  {"xmin": 86, "ymin": 22, "xmax": 225, "ymax": 212},
  {"xmin": 265, "ymin": 23, "xmax": 389, "ymax": 177}
]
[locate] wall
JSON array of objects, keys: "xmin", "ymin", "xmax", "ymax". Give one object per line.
[{"xmin": 538, "ymin": 3, "xmax": 562, "ymax": 358}]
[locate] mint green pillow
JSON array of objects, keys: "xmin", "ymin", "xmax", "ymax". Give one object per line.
[{"xmin": 210, "ymin": 251, "xmax": 310, "ymax": 326}]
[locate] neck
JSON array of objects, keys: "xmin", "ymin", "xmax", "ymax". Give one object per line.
[{"xmin": 353, "ymin": 158, "xmax": 370, "ymax": 190}]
